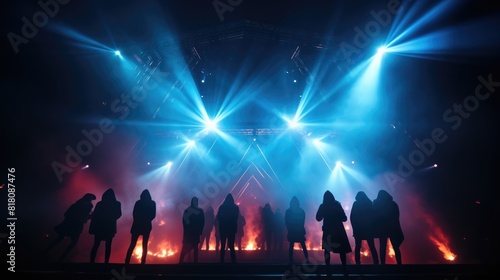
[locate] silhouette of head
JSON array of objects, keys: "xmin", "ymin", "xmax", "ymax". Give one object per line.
[
  {"xmin": 323, "ymin": 190, "xmax": 335, "ymax": 204},
  {"xmin": 102, "ymin": 188, "xmax": 116, "ymax": 202},
  {"xmin": 355, "ymin": 191, "xmax": 370, "ymax": 203},
  {"xmin": 82, "ymin": 193, "xmax": 97, "ymax": 202},
  {"xmin": 290, "ymin": 196, "xmax": 300, "ymax": 208},
  {"xmin": 376, "ymin": 190, "xmax": 393, "ymax": 202},
  {"xmin": 191, "ymin": 196, "xmax": 199, "ymax": 208},
  {"xmin": 140, "ymin": 189, "xmax": 152, "ymax": 201},
  {"xmin": 223, "ymin": 194, "xmax": 234, "ymax": 205}
]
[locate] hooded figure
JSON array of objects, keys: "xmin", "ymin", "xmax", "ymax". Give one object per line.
[
  {"xmin": 89, "ymin": 188, "xmax": 122, "ymax": 263},
  {"xmin": 373, "ymin": 189, "xmax": 404, "ymax": 265},
  {"xmin": 216, "ymin": 193, "xmax": 239, "ymax": 263},
  {"xmin": 261, "ymin": 203, "xmax": 274, "ymax": 252},
  {"xmin": 125, "ymin": 189, "xmax": 156, "ymax": 265},
  {"xmin": 316, "ymin": 190, "xmax": 352, "ymax": 266},
  {"xmin": 285, "ymin": 196, "xmax": 309, "ymax": 264},
  {"xmin": 179, "ymin": 197, "xmax": 205, "ymax": 263},
  {"xmin": 350, "ymin": 191, "xmax": 378, "ymax": 265},
  {"xmin": 45, "ymin": 193, "xmax": 96, "ymax": 262}
]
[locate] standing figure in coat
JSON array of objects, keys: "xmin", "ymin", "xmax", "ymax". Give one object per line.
[
  {"xmin": 285, "ymin": 196, "xmax": 309, "ymax": 264},
  {"xmin": 316, "ymin": 190, "xmax": 352, "ymax": 267},
  {"xmin": 179, "ymin": 197, "xmax": 205, "ymax": 263},
  {"xmin": 89, "ymin": 188, "xmax": 122, "ymax": 263},
  {"xmin": 44, "ymin": 193, "xmax": 96, "ymax": 262},
  {"xmin": 373, "ymin": 190, "xmax": 404, "ymax": 265},
  {"xmin": 261, "ymin": 203, "xmax": 274, "ymax": 254},
  {"xmin": 125, "ymin": 189, "xmax": 156, "ymax": 265},
  {"xmin": 216, "ymin": 194, "xmax": 239, "ymax": 263},
  {"xmin": 350, "ymin": 191, "xmax": 379, "ymax": 265},
  {"xmin": 200, "ymin": 206, "xmax": 215, "ymax": 251}
]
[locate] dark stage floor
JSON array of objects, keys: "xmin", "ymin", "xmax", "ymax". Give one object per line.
[{"xmin": 16, "ymin": 249, "xmax": 493, "ymax": 280}]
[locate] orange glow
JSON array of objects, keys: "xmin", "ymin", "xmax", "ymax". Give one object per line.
[
  {"xmin": 361, "ymin": 249, "xmax": 369, "ymax": 257},
  {"xmin": 422, "ymin": 211, "xmax": 457, "ymax": 261},
  {"xmin": 429, "ymin": 235, "xmax": 457, "ymax": 261},
  {"xmin": 388, "ymin": 243, "xmax": 395, "ymax": 258},
  {"xmin": 134, "ymin": 239, "xmax": 179, "ymax": 260},
  {"xmin": 245, "ymin": 240, "xmax": 258, "ymax": 250}
]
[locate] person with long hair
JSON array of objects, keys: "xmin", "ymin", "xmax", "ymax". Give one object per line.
[
  {"xmin": 373, "ymin": 189, "xmax": 404, "ymax": 265},
  {"xmin": 350, "ymin": 191, "xmax": 379, "ymax": 265},
  {"xmin": 216, "ymin": 194, "xmax": 239, "ymax": 263},
  {"xmin": 316, "ymin": 190, "xmax": 352, "ymax": 267}
]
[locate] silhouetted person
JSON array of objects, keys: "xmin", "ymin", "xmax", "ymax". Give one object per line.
[
  {"xmin": 125, "ymin": 189, "xmax": 156, "ymax": 265},
  {"xmin": 214, "ymin": 217, "xmax": 221, "ymax": 252},
  {"xmin": 350, "ymin": 191, "xmax": 379, "ymax": 265},
  {"xmin": 316, "ymin": 190, "xmax": 352, "ymax": 267},
  {"xmin": 273, "ymin": 208, "xmax": 286, "ymax": 252},
  {"xmin": 216, "ymin": 194, "xmax": 239, "ymax": 263},
  {"xmin": 89, "ymin": 188, "xmax": 122, "ymax": 263},
  {"xmin": 236, "ymin": 211, "xmax": 246, "ymax": 250},
  {"xmin": 44, "ymin": 193, "xmax": 96, "ymax": 262},
  {"xmin": 262, "ymin": 203, "xmax": 274, "ymax": 253},
  {"xmin": 200, "ymin": 206, "xmax": 215, "ymax": 251},
  {"xmin": 285, "ymin": 196, "xmax": 309, "ymax": 264},
  {"xmin": 179, "ymin": 197, "xmax": 205, "ymax": 263},
  {"xmin": 373, "ymin": 190, "xmax": 404, "ymax": 265}
]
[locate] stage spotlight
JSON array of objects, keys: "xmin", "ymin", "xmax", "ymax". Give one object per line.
[
  {"xmin": 114, "ymin": 50, "xmax": 121, "ymax": 56},
  {"xmin": 82, "ymin": 164, "xmax": 89, "ymax": 170},
  {"xmin": 336, "ymin": 161, "xmax": 342, "ymax": 167},
  {"xmin": 165, "ymin": 161, "xmax": 173, "ymax": 168},
  {"xmin": 351, "ymin": 160, "xmax": 355, "ymax": 164},
  {"xmin": 205, "ymin": 119, "xmax": 218, "ymax": 131},
  {"xmin": 313, "ymin": 138, "xmax": 321, "ymax": 145},
  {"xmin": 147, "ymin": 162, "xmax": 151, "ymax": 165},
  {"xmin": 288, "ymin": 119, "xmax": 300, "ymax": 129},
  {"xmin": 377, "ymin": 46, "xmax": 387, "ymax": 55},
  {"xmin": 434, "ymin": 163, "xmax": 438, "ymax": 168},
  {"xmin": 188, "ymin": 140, "xmax": 195, "ymax": 147}
]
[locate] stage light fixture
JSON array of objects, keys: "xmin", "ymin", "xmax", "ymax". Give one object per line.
[
  {"xmin": 166, "ymin": 161, "xmax": 173, "ymax": 167},
  {"xmin": 114, "ymin": 50, "xmax": 121, "ymax": 56},
  {"xmin": 336, "ymin": 161, "xmax": 342, "ymax": 167}
]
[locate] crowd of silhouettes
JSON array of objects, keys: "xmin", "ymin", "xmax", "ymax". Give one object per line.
[{"xmin": 43, "ymin": 188, "xmax": 403, "ymax": 266}]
